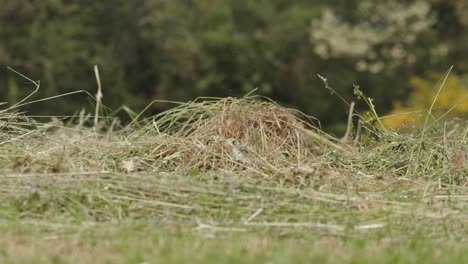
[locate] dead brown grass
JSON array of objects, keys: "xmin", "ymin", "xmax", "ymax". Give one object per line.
[{"xmin": 123, "ymin": 96, "xmax": 345, "ymax": 174}]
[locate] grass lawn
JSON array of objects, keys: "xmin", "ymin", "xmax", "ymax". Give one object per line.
[
  {"xmin": 0, "ymin": 93, "xmax": 466, "ymax": 263},
  {"xmin": 0, "ymin": 171, "xmax": 467, "ymax": 263}
]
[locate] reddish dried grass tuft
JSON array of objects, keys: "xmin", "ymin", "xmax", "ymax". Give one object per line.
[{"xmin": 130, "ymin": 96, "xmax": 341, "ymax": 172}]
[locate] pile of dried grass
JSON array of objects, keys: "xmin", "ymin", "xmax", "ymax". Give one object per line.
[
  {"xmin": 126, "ymin": 96, "xmax": 345, "ymax": 173},
  {"xmin": 0, "ymin": 96, "xmax": 348, "ymax": 176}
]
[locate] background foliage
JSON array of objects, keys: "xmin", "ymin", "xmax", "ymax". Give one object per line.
[
  {"xmin": 1, "ymin": 0, "xmax": 467, "ymax": 132},
  {"xmin": 382, "ymin": 73, "xmax": 468, "ymax": 129}
]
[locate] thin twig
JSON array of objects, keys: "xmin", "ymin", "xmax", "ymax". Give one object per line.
[
  {"xmin": 343, "ymin": 102, "xmax": 355, "ymax": 142},
  {"xmin": 94, "ymin": 65, "xmax": 103, "ymax": 128}
]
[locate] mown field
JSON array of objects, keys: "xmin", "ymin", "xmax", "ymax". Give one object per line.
[{"xmin": 0, "ymin": 88, "xmax": 466, "ymax": 263}]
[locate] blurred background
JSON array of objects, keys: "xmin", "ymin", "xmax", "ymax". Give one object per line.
[{"xmin": 1, "ymin": 0, "xmax": 467, "ymax": 133}]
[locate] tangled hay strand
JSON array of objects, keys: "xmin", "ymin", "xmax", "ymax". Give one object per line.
[
  {"xmin": 0, "ymin": 108, "xmax": 36, "ymax": 145},
  {"xmin": 338, "ymin": 118, "xmax": 467, "ymax": 185},
  {"xmin": 126, "ymin": 97, "xmax": 343, "ymax": 172}
]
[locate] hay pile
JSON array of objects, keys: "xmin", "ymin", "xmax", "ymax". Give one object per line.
[
  {"xmin": 1, "ymin": 96, "xmax": 347, "ymax": 176},
  {"xmin": 125, "ymin": 96, "xmax": 344, "ymax": 173}
]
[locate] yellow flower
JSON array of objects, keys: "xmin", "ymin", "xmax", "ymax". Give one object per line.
[{"xmin": 383, "ymin": 73, "xmax": 468, "ymax": 129}]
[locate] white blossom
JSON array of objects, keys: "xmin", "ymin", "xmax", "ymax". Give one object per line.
[{"xmin": 310, "ymin": 0, "xmax": 438, "ymax": 73}]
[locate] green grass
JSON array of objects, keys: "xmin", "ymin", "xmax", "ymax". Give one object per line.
[
  {"xmin": 0, "ymin": 171, "xmax": 467, "ymax": 264},
  {"xmin": 0, "ymin": 165, "xmax": 466, "ymax": 263},
  {"xmin": 0, "ymin": 89, "xmax": 467, "ymax": 263},
  {"xmin": 1, "ymin": 222, "xmax": 468, "ymax": 264}
]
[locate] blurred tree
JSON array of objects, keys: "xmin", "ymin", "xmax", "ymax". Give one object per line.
[
  {"xmin": 0, "ymin": 0, "xmax": 466, "ymax": 131},
  {"xmin": 309, "ymin": 1, "xmax": 443, "ymax": 120}
]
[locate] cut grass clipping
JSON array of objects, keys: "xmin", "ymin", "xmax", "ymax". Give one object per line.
[
  {"xmin": 0, "ymin": 69, "xmax": 467, "ymax": 262},
  {"xmin": 2, "ymin": 93, "xmax": 465, "ymax": 184},
  {"xmin": 125, "ymin": 96, "xmax": 346, "ymax": 175}
]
